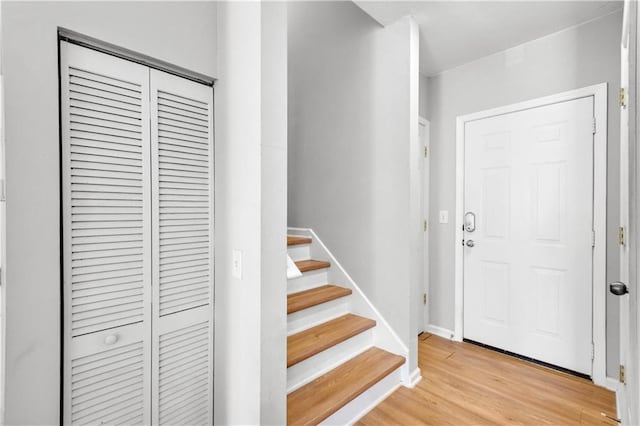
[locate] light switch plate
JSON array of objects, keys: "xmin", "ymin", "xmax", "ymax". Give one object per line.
[
  {"xmin": 439, "ymin": 210, "xmax": 449, "ymax": 224},
  {"xmin": 232, "ymin": 250, "xmax": 243, "ymax": 279}
]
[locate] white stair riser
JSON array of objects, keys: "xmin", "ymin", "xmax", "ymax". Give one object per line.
[
  {"xmin": 287, "ymin": 330, "xmax": 374, "ymax": 393},
  {"xmin": 288, "ymin": 296, "xmax": 352, "ymax": 335},
  {"xmin": 287, "ymin": 244, "xmax": 311, "ymax": 261},
  {"xmin": 319, "ymin": 366, "xmax": 403, "ymax": 426},
  {"xmin": 287, "ymin": 270, "xmax": 329, "ymax": 294}
]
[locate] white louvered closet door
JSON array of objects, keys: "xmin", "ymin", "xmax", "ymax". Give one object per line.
[
  {"xmin": 61, "ymin": 42, "xmax": 152, "ymax": 425},
  {"xmin": 150, "ymin": 69, "xmax": 214, "ymax": 425},
  {"xmin": 62, "ymin": 42, "xmax": 215, "ymax": 425}
]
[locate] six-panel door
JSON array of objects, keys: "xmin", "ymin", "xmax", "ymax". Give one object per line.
[{"xmin": 463, "ymin": 97, "xmax": 594, "ymax": 375}]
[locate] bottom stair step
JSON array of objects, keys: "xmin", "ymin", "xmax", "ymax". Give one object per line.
[{"xmin": 287, "ymin": 347, "xmax": 405, "ymax": 426}]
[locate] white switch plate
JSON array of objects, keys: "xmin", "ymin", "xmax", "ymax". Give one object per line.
[
  {"xmin": 439, "ymin": 210, "xmax": 449, "ymax": 224},
  {"xmin": 232, "ymin": 250, "xmax": 243, "ymax": 279}
]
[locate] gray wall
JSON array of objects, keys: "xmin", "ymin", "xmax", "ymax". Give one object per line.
[
  {"xmin": 288, "ymin": 1, "xmax": 421, "ymax": 371},
  {"xmin": 420, "ymin": 73, "xmax": 429, "ymax": 118},
  {"xmin": 1, "ymin": 2, "xmax": 218, "ymax": 423},
  {"xmin": 426, "ymin": 10, "xmax": 622, "ymax": 377}
]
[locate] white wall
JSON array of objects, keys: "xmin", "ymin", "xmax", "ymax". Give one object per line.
[
  {"xmin": 260, "ymin": 2, "xmax": 287, "ymax": 425},
  {"xmin": 426, "ymin": 10, "xmax": 622, "ymax": 377},
  {"xmin": 1, "ymin": 2, "xmax": 217, "ymax": 423},
  {"xmin": 288, "ymin": 1, "xmax": 420, "ymax": 372},
  {"xmin": 260, "ymin": 2, "xmax": 288, "ymax": 424},
  {"xmin": 215, "ymin": 2, "xmax": 287, "ymax": 424},
  {"xmin": 215, "ymin": 3, "xmax": 261, "ymax": 422}
]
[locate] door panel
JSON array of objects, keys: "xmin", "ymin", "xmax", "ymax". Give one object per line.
[
  {"xmin": 61, "ymin": 42, "xmax": 152, "ymax": 425},
  {"xmin": 480, "ymin": 261, "xmax": 509, "ymax": 325},
  {"xmin": 150, "ymin": 69, "xmax": 214, "ymax": 425},
  {"xmin": 482, "ymin": 167, "xmax": 510, "ymax": 238},
  {"xmin": 70, "ymin": 339, "xmax": 145, "ymax": 424},
  {"xmin": 464, "ymin": 97, "xmax": 594, "ymax": 375}
]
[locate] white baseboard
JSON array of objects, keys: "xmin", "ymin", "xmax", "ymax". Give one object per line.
[
  {"xmin": 425, "ymin": 324, "xmax": 455, "ymax": 340},
  {"xmin": 605, "ymin": 376, "xmax": 619, "ymax": 392},
  {"xmin": 406, "ymin": 367, "xmax": 422, "ymax": 388}
]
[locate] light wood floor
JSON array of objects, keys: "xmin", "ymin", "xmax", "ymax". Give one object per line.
[{"xmin": 358, "ymin": 334, "xmax": 617, "ymax": 425}]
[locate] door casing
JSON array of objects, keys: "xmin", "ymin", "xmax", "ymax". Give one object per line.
[
  {"xmin": 618, "ymin": 0, "xmax": 639, "ymax": 422},
  {"xmin": 421, "ymin": 117, "xmax": 430, "ymax": 332},
  {"xmin": 453, "ymin": 83, "xmax": 608, "ymax": 387}
]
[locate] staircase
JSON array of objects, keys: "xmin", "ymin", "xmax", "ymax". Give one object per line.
[{"xmin": 286, "ymin": 228, "xmax": 409, "ymax": 425}]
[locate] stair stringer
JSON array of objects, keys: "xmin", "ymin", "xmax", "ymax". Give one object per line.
[{"xmin": 288, "ymin": 227, "xmax": 411, "ymax": 385}]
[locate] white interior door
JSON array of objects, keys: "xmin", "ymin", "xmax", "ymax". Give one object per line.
[
  {"xmin": 150, "ymin": 69, "xmax": 214, "ymax": 426},
  {"xmin": 0, "ymin": 46, "xmax": 5, "ymax": 424},
  {"xmin": 421, "ymin": 118, "xmax": 430, "ymax": 330},
  {"xmin": 61, "ymin": 42, "xmax": 152, "ymax": 424},
  {"xmin": 463, "ymin": 97, "xmax": 594, "ymax": 375},
  {"xmin": 619, "ymin": 13, "xmax": 631, "ymax": 421}
]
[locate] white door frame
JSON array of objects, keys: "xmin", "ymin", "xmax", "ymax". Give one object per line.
[
  {"xmin": 453, "ymin": 83, "xmax": 608, "ymax": 387},
  {"xmin": 420, "ymin": 117, "xmax": 431, "ymax": 331},
  {"xmin": 618, "ymin": 0, "xmax": 639, "ymax": 421}
]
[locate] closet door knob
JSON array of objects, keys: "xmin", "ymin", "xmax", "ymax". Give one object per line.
[{"xmin": 104, "ymin": 334, "xmax": 119, "ymax": 345}]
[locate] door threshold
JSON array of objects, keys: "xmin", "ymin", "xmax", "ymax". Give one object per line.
[{"xmin": 463, "ymin": 339, "xmax": 591, "ymax": 381}]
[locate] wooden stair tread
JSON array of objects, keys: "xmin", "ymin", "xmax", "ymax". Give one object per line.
[
  {"xmin": 295, "ymin": 259, "xmax": 330, "ymax": 273},
  {"xmin": 288, "ymin": 235, "xmax": 312, "ymax": 246},
  {"xmin": 288, "ymin": 285, "xmax": 352, "ymax": 314},
  {"xmin": 287, "ymin": 347, "xmax": 405, "ymax": 425},
  {"xmin": 287, "ymin": 314, "xmax": 375, "ymax": 367}
]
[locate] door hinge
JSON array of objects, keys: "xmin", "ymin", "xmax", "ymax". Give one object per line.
[
  {"xmin": 424, "ymin": 146, "xmax": 428, "ymax": 158},
  {"xmin": 592, "ymin": 230, "xmax": 596, "ymax": 247},
  {"xmin": 619, "ymin": 226, "xmax": 626, "ymax": 246},
  {"xmin": 592, "ymin": 117, "xmax": 597, "ymax": 134},
  {"xmin": 620, "ymin": 87, "xmax": 627, "ymax": 108},
  {"xmin": 620, "ymin": 364, "xmax": 626, "ymax": 384},
  {"xmin": 423, "ymin": 293, "xmax": 427, "ymax": 305},
  {"xmin": 591, "ymin": 342, "xmax": 595, "ymax": 360},
  {"xmin": 424, "ymin": 220, "xmax": 428, "ymax": 232}
]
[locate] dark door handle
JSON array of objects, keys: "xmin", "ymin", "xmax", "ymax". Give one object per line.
[{"xmin": 609, "ymin": 281, "xmax": 629, "ymax": 296}]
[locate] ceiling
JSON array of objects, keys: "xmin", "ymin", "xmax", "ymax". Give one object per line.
[{"xmin": 354, "ymin": 1, "xmax": 624, "ymax": 76}]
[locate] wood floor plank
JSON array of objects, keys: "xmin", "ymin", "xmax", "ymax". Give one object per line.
[
  {"xmin": 287, "ymin": 314, "xmax": 375, "ymax": 367},
  {"xmin": 295, "ymin": 259, "xmax": 330, "ymax": 273},
  {"xmin": 287, "ymin": 285, "xmax": 352, "ymax": 314},
  {"xmin": 287, "ymin": 347, "xmax": 405, "ymax": 426},
  {"xmin": 357, "ymin": 335, "xmax": 617, "ymax": 425},
  {"xmin": 288, "ymin": 235, "xmax": 312, "ymax": 246}
]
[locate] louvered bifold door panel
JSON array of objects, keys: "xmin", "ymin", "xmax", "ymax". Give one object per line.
[
  {"xmin": 150, "ymin": 69, "xmax": 214, "ymax": 425},
  {"xmin": 61, "ymin": 42, "xmax": 151, "ymax": 425}
]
